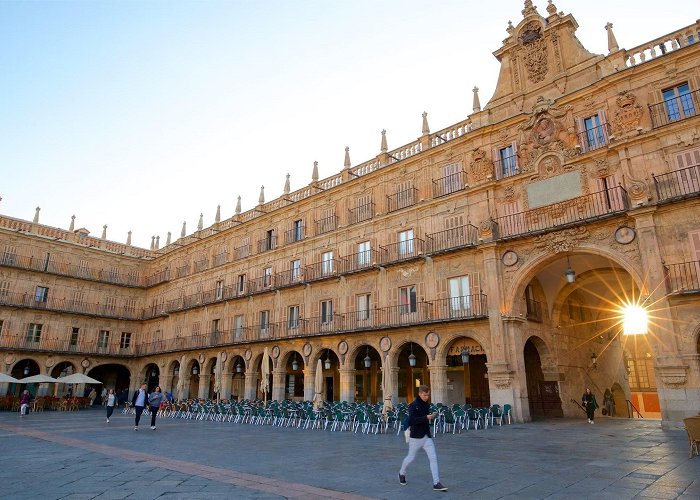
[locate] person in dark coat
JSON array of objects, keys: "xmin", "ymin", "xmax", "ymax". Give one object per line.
[
  {"xmin": 582, "ymin": 387, "xmax": 599, "ymax": 424},
  {"xmin": 398, "ymin": 385, "xmax": 447, "ymax": 491}
]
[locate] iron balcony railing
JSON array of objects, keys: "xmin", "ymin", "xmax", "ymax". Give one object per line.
[
  {"xmin": 493, "ymin": 186, "xmax": 630, "ymax": 240},
  {"xmin": 193, "ymin": 258, "xmax": 209, "ymax": 273},
  {"xmin": 348, "ymin": 203, "xmax": 375, "ymax": 225},
  {"xmin": 649, "ymin": 88, "xmax": 699, "ymax": 128},
  {"xmin": 212, "ymin": 251, "xmax": 228, "ymax": 267},
  {"xmin": 315, "ymin": 216, "xmax": 338, "ymax": 235},
  {"xmin": 426, "ymin": 224, "xmax": 478, "ymax": 254},
  {"xmin": 247, "ymin": 275, "xmax": 275, "ymax": 294},
  {"xmin": 432, "ymin": 171, "xmax": 466, "ymax": 198},
  {"xmin": 665, "ymin": 260, "xmax": 700, "ymax": 294},
  {"xmin": 175, "ymin": 264, "xmax": 190, "ymax": 279},
  {"xmin": 144, "ymin": 269, "xmax": 171, "ymax": 287},
  {"xmin": 304, "ymin": 258, "xmax": 343, "ymax": 282},
  {"xmin": 577, "ymin": 122, "xmax": 611, "ymax": 153},
  {"xmin": 284, "ymin": 224, "xmax": 305, "ymax": 244},
  {"xmin": 256, "ymin": 235, "xmax": 277, "ymax": 253},
  {"xmin": 233, "ymin": 244, "xmax": 251, "ymax": 260},
  {"xmin": 379, "ymin": 238, "xmax": 425, "ymax": 265},
  {"xmin": 387, "ymin": 188, "xmax": 418, "ymax": 213},
  {"xmin": 344, "ymin": 249, "xmax": 382, "ymax": 273},
  {"xmin": 274, "ymin": 268, "xmax": 304, "ymax": 288},
  {"xmin": 0, "ymin": 291, "xmax": 147, "ymax": 320},
  {"xmin": 653, "ymin": 164, "xmax": 700, "ymax": 202},
  {"xmin": 494, "ymin": 153, "xmax": 519, "ymax": 180},
  {"xmin": 0, "ymin": 334, "xmax": 134, "ymax": 357}
]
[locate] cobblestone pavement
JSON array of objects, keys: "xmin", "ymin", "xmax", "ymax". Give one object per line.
[{"xmin": 0, "ymin": 408, "xmax": 698, "ymax": 499}]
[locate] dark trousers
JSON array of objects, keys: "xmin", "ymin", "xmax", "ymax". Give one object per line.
[
  {"xmin": 134, "ymin": 405, "xmax": 145, "ymax": 426},
  {"xmin": 106, "ymin": 405, "xmax": 115, "ymax": 419},
  {"xmin": 585, "ymin": 404, "xmax": 595, "ymax": 420},
  {"xmin": 150, "ymin": 406, "xmax": 159, "ymax": 427}
]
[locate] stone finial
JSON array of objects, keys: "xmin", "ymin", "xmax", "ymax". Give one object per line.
[
  {"xmin": 33, "ymin": 206, "xmax": 40, "ymax": 223},
  {"xmin": 101, "ymin": 225, "xmax": 107, "ymax": 240},
  {"xmin": 235, "ymin": 196, "xmax": 241, "ymax": 215},
  {"xmin": 380, "ymin": 130, "xmax": 388, "ymax": 153},
  {"xmin": 546, "ymin": 0, "xmax": 557, "ymax": 16},
  {"xmin": 181, "ymin": 221, "xmax": 187, "ymax": 238},
  {"xmin": 126, "ymin": 230, "xmax": 132, "ymax": 246},
  {"xmin": 605, "ymin": 22, "xmax": 619, "ymax": 53},
  {"xmin": 166, "ymin": 232, "xmax": 171, "ymax": 246},
  {"xmin": 150, "ymin": 236, "xmax": 155, "ymax": 250},
  {"xmin": 421, "ymin": 112, "xmax": 430, "ymax": 135},
  {"xmin": 344, "ymin": 147, "xmax": 351, "ymax": 169},
  {"xmin": 472, "ymin": 87, "xmax": 481, "ymax": 112},
  {"xmin": 155, "ymin": 235, "xmax": 160, "ymax": 249},
  {"xmin": 215, "ymin": 205, "xmax": 221, "ymax": 223},
  {"xmin": 506, "ymin": 20, "xmax": 514, "ymax": 35},
  {"xmin": 284, "ymin": 173, "xmax": 290, "ymax": 194},
  {"xmin": 69, "ymin": 215, "xmax": 75, "ymax": 232},
  {"xmin": 522, "ymin": 0, "xmax": 537, "ymax": 16},
  {"xmin": 258, "ymin": 185, "xmax": 265, "ymax": 205},
  {"xmin": 197, "ymin": 213, "xmax": 203, "ymax": 231},
  {"xmin": 312, "ymin": 161, "xmax": 319, "ymax": 182}
]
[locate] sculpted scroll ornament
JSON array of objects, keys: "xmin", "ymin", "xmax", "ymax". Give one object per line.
[
  {"xmin": 469, "ymin": 148, "xmax": 494, "ymax": 183},
  {"xmin": 534, "ymin": 226, "xmax": 588, "ymax": 253},
  {"xmin": 520, "ymin": 22, "xmax": 548, "ymax": 84}
]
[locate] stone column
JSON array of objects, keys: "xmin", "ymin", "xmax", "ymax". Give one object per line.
[
  {"xmin": 220, "ymin": 371, "xmax": 233, "ymax": 400},
  {"xmin": 500, "ymin": 317, "xmax": 527, "ymax": 423},
  {"xmin": 428, "ymin": 364, "xmax": 448, "ymax": 404},
  {"xmin": 272, "ymin": 369, "xmax": 286, "ymax": 402},
  {"xmin": 160, "ymin": 374, "xmax": 173, "ymax": 395},
  {"xmin": 303, "ymin": 368, "xmax": 315, "ymax": 402},
  {"xmin": 244, "ymin": 371, "xmax": 257, "ymax": 400},
  {"xmin": 198, "ymin": 374, "xmax": 211, "ymax": 399},
  {"xmin": 339, "ymin": 368, "xmax": 355, "ymax": 403}
]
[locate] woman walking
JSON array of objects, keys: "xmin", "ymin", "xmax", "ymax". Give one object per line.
[
  {"xmin": 582, "ymin": 388, "xmax": 599, "ymax": 424},
  {"xmin": 19, "ymin": 390, "xmax": 30, "ymax": 418},
  {"xmin": 105, "ymin": 388, "xmax": 117, "ymax": 423},
  {"xmin": 148, "ymin": 386, "xmax": 164, "ymax": 430}
]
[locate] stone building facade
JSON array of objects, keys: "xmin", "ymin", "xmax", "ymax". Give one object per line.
[{"xmin": 2, "ymin": 1, "xmax": 700, "ymax": 427}]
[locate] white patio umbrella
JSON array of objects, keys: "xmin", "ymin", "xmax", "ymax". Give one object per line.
[
  {"xmin": 56, "ymin": 373, "xmax": 102, "ymax": 384},
  {"xmin": 18, "ymin": 374, "xmax": 59, "ymax": 383},
  {"xmin": 0, "ymin": 372, "xmax": 20, "ymax": 383},
  {"xmin": 382, "ymin": 358, "xmax": 393, "ymax": 414},
  {"xmin": 313, "ymin": 358, "xmax": 324, "ymax": 409},
  {"xmin": 260, "ymin": 347, "xmax": 270, "ymax": 403}
]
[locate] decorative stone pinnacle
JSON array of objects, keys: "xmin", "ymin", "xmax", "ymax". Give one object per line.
[
  {"xmin": 69, "ymin": 215, "xmax": 75, "ymax": 232},
  {"xmin": 150, "ymin": 236, "xmax": 155, "ymax": 250},
  {"xmin": 344, "ymin": 147, "xmax": 351, "ymax": 169},
  {"xmin": 235, "ymin": 196, "xmax": 241, "ymax": 215},
  {"xmin": 33, "ymin": 206, "xmax": 40, "ymax": 223},
  {"xmin": 181, "ymin": 221, "xmax": 187, "ymax": 237},
  {"xmin": 166, "ymin": 232, "xmax": 171, "ymax": 246},
  {"xmin": 197, "ymin": 213, "xmax": 203, "ymax": 231},
  {"xmin": 101, "ymin": 225, "xmax": 107, "ymax": 240},
  {"xmin": 472, "ymin": 87, "xmax": 481, "ymax": 113},
  {"xmin": 258, "ymin": 185, "xmax": 265, "ymax": 205},
  {"xmin": 380, "ymin": 130, "xmax": 388, "ymax": 153},
  {"xmin": 605, "ymin": 22, "xmax": 619, "ymax": 52},
  {"xmin": 284, "ymin": 173, "xmax": 291, "ymax": 194},
  {"xmin": 155, "ymin": 235, "xmax": 160, "ymax": 249},
  {"xmin": 546, "ymin": 0, "xmax": 557, "ymax": 16},
  {"xmin": 215, "ymin": 205, "xmax": 221, "ymax": 223},
  {"xmin": 522, "ymin": 0, "xmax": 537, "ymax": 17},
  {"xmin": 422, "ymin": 112, "xmax": 430, "ymax": 135},
  {"xmin": 126, "ymin": 230, "xmax": 132, "ymax": 246},
  {"xmin": 507, "ymin": 20, "xmax": 514, "ymax": 34},
  {"xmin": 312, "ymin": 161, "xmax": 319, "ymax": 182}
]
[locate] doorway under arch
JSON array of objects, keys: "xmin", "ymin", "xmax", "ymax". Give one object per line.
[
  {"xmin": 445, "ymin": 337, "xmax": 490, "ymax": 407},
  {"xmin": 524, "ymin": 338, "xmax": 563, "ymax": 418}
]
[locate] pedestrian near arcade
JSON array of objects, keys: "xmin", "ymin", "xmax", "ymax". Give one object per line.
[
  {"xmin": 105, "ymin": 388, "xmax": 117, "ymax": 423},
  {"xmin": 19, "ymin": 390, "xmax": 30, "ymax": 418},
  {"xmin": 132, "ymin": 383, "xmax": 147, "ymax": 430},
  {"xmin": 582, "ymin": 387, "xmax": 599, "ymax": 424},
  {"xmin": 398, "ymin": 385, "xmax": 447, "ymax": 492},
  {"xmin": 148, "ymin": 386, "xmax": 164, "ymax": 430}
]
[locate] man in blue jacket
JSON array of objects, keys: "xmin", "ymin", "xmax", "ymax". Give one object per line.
[{"xmin": 398, "ymin": 385, "xmax": 447, "ymax": 491}]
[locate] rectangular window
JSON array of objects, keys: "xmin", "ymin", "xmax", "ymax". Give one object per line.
[
  {"xmin": 259, "ymin": 310, "xmax": 270, "ymax": 334},
  {"xmin": 582, "ymin": 113, "xmax": 608, "ymax": 151},
  {"xmin": 398, "ymin": 229, "xmax": 414, "ymax": 257},
  {"xmin": 293, "ymin": 219, "xmax": 304, "ymax": 241},
  {"xmin": 98, "ymin": 330, "xmax": 110, "ymax": 348},
  {"xmin": 237, "ymin": 274, "xmax": 246, "ymax": 294},
  {"xmin": 105, "ymin": 296, "xmax": 116, "ymax": 313},
  {"xmin": 357, "ymin": 294, "xmax": 371, "ymax": 321},
  {"xmin": 322, "ymin": 251, "xmax": 334, "ymax": 275},
  {"xmin": 192, "ymin": 321, "xmax": 201, "ymax": 336},
  {"xmin": 358, "ymin": 241, "xmax": 371, "ymax": 267},
  {"xmin": 288, "ymin": 305, "xmax": 300, "ymax": 329},
  {"xmin": 291, "ymin": 259, "xmax": 301, "ymax": 280},
  {"xmin": 442, "ymin": 162, "xmax": 462, "ymax": 195},
  {"xmin": 266, "ymin": 229, "xmax": 275, "ymax": 250},
  {"xmin": 263, "ymin": 266, "xmax": 273, "ymax": 287},
  {"xmin": 35, "ymin": 286, "xmax": 49, "ymax": 303},
  {"xmin": 0, "ymin": 281, "xmax": 9, "ymax": 297},
  {"xmin": 499, "ymin": 145, "xmax": 518, "ymax": 178},
  {"xmin": 663, "ymin": 83, "xmax": 695, "ymax": 122},
  {"xmin": 26, "ymin": 323, "xmax": 42, "ymax": 343},
  {"xmin": 448, "ymin": 275, "xmax": 471, "ymax": 312},
  {"xmin": 233, "ymin": 315, "xmax": 244, "ymax": 338},
  {"xmin": 211, "ymin": 319, "xmax": 220, "ymax": 334},
  {"xmin": 0, "ymin": 319, "xmax": 4, "ymax": 336},
  {"xmin": 70, "ymin": 327, "xmax": 80, "ymax": 346},
  {"xmin": 399, "ymin": 285, "xmax": 417, "ymax": 314},
  {"xmin": 120, "ymin": 332, "xmax": 131, "ymax": 349},
  {"xmin": 215, "ymin": 280, "xmax": 224, "ymax": 300},
  {"xmin": 1, "ymin": 245, "xmax": 17, "ymax": 266},
  {"xmin": 321, "ymin": 299, "xmax": 333, "ymax": 324}
]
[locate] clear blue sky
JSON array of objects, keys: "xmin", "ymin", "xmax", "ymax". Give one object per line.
[{"xmin": 1, "ymin": 0, "xmax": 696, "ymax": 248}]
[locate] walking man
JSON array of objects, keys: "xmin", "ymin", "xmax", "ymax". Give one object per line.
[
  {"xmin": 398, "ymin": 385, "xmax": 447, "ymax": 491},
  {"xmin": 132, "ymin": 383, "xmax": 147, "ymax": 430}
]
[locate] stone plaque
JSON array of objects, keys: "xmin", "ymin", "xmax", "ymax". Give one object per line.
[{"xmin": 527, "ymin": 171, "xmax": 581, "ymax": 209}]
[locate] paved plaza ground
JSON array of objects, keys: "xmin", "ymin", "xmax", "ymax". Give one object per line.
[{"xmin": 0, "ymin": 408, "xmax": 698, "ymax": 499}]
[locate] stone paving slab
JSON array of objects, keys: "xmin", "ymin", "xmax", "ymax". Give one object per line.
[{"xmin": 0, "ymin": 409, "xmax": 699, "ymax": 499}]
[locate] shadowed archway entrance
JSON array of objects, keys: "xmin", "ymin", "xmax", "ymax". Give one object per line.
[{"xmin": 525, "ymin": 338, "xmax": 562, "ymax": 418}]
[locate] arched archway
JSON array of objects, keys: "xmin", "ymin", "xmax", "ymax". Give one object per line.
[
  {"xmin": 445, "ymin": 337, "xmax": 490, "ymax": 407},
  {"xmin": 353, "ymin": 345, "xmax": 381, "ymax": 403},
  {"xmin": 10, "ymin": 359, "xmax": 40, "ymax": 396},
  {"xmin": 524, "ymin": 337, "xmax": 562, "ymax": 418},
  {"xmin": 229, "ymin": 356, "xmax": 245, "ymax": 400},
  {"xmin": 143, "ymin": 363, "xmax": 160, "ymax": 392},
  {"xmin": 87, "ymin": 364, "xmax": 130, "ymax": 396},
  {"xmin": 51, "ymin": 361, "xmax": 76, "ymax": 398},
  {"xmin": 283, "ymin": 351, "xmax": 304, "ymax": 401},
  {"xmin": 397, "ymin": 342, "xmax": 429, "ymax": 403},
  {"xmin": 187, "ymin": 360, "xmax": 200, "ymax": 399}
]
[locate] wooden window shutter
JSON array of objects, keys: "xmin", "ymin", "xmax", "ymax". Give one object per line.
[
  {"xmin": 689, "ymin": 230, "xmax": 700, "ymax": 261},
  {"xmin": 511, "ymin": 141, "xmax": 520, "ymax": 171},
  {"xmin": 470, "ymin": 272, "xmax": 481, "ymax": 296},
  {"xmin": 576, "ymin": 116, "xmax": 587, "ymax": 153}
]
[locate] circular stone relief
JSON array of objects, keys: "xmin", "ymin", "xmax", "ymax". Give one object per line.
[
  {"xmin": 4, "ymin": 354, "xmax": 16, "ymax": 365},
  {"xmin": 271, "ymin": 346, "xmax": 280, "ymax": 359},
  {"xmin": 338, "ymin": 341, "xmax": 348, "ymax": 355},
  {"xmin": 81, "ymin": 359, "xmax": 90, "ymax": 368},
  {"xmin": 244, "ymin": 349, "xmax": 252, "ymax": 361},
  {"xmin": 501, "ymin": 250, "xmax": 519, "ymax": 266},
  {"xmin": 302, "ymin": 343, "xmax": 312, "ymax": 357},
  {"xmin": 425, "ymin": 331, "xmax": 440, "ymax": 349},
  {"xmin": 614, "ymin": 226, "xmax": 636, "ymax": 245},
  {"xmin": 45, "ymin": 357, "xmax": 55, "ymax": 368},
  {"xmin": 198, "ymin": 353, "xmax": 205, "ymax": 364},
  {"xmin": 379, "ymin": 337, "xmax": 392, "ymax": 352}
]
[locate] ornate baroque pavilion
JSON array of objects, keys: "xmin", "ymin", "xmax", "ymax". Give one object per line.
[{"xmin": 1, "ymin": 1, "xmax": 699, "ymax": 427}]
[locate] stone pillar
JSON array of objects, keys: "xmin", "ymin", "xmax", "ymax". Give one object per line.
[
  {"xmin": 501, "ymin": 317, "xmax": 528, "ymax": 423},
  {"xmin": 339, "ymin": 368, "xmax": 355, "ymax": 403},
  {"xmin": 303, "ymin": 368, "xmax": 315, "ymax": 402},
  {"xmin": 244, "ymin": 371, "xmax": 256, "ymax": 400},
  {"xmin": 198, "ymin": 374, "xmax": 211, "ymax": 399},
  {"xmin": 220, "ymin": 371, "xmax": 233, "ymax": 400},
  {"xmin": 390, "ymin": 367, "xmax": 400, "ymax": 406},
  {"xmin": 428, "ymin": 365, "xmax": 448, "ymax": 404},
  {"xmin": 160, "ymin": 374, "xmax": 173, "ymax": 395},
  {"xmin": 272, "ymin": 369, "xmax": 286, "ymax": 402}
]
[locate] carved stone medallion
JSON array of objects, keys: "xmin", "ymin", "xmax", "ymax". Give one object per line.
[
  {"xmin": 614, "ymin": 226, "xmax": 636, "ymax": 245},
  {"xmin": 81, "ymin": 358, "xmax": 90, "ymax": 368},
  {"xmin": 302, "ymin": 343, "xmax": 312, "ymax": 357},
  {"xmin": 271, "ymin": 346, "xmax": 280, "ymax": 359},
  {"xmin": 338, "ymin": 341, "xmax": 348, "ymax": 355},
  {"xmin": 425, "ymin": 331, "xmax": 440, "ymax": 349},
  {"xmin": 612, "ymin": 92, "xmax": 643, "ymax": 136},
  {"xmin": 502, "ymin": 250, "xmax": 519, "ymax": 266},
  {"xmin": 244, "ymin": 349, "xmax": 252, "ymax": 361},
  {"xmin": 379, "ymin": 336, "xmax": 392, "ymax": 352}
]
